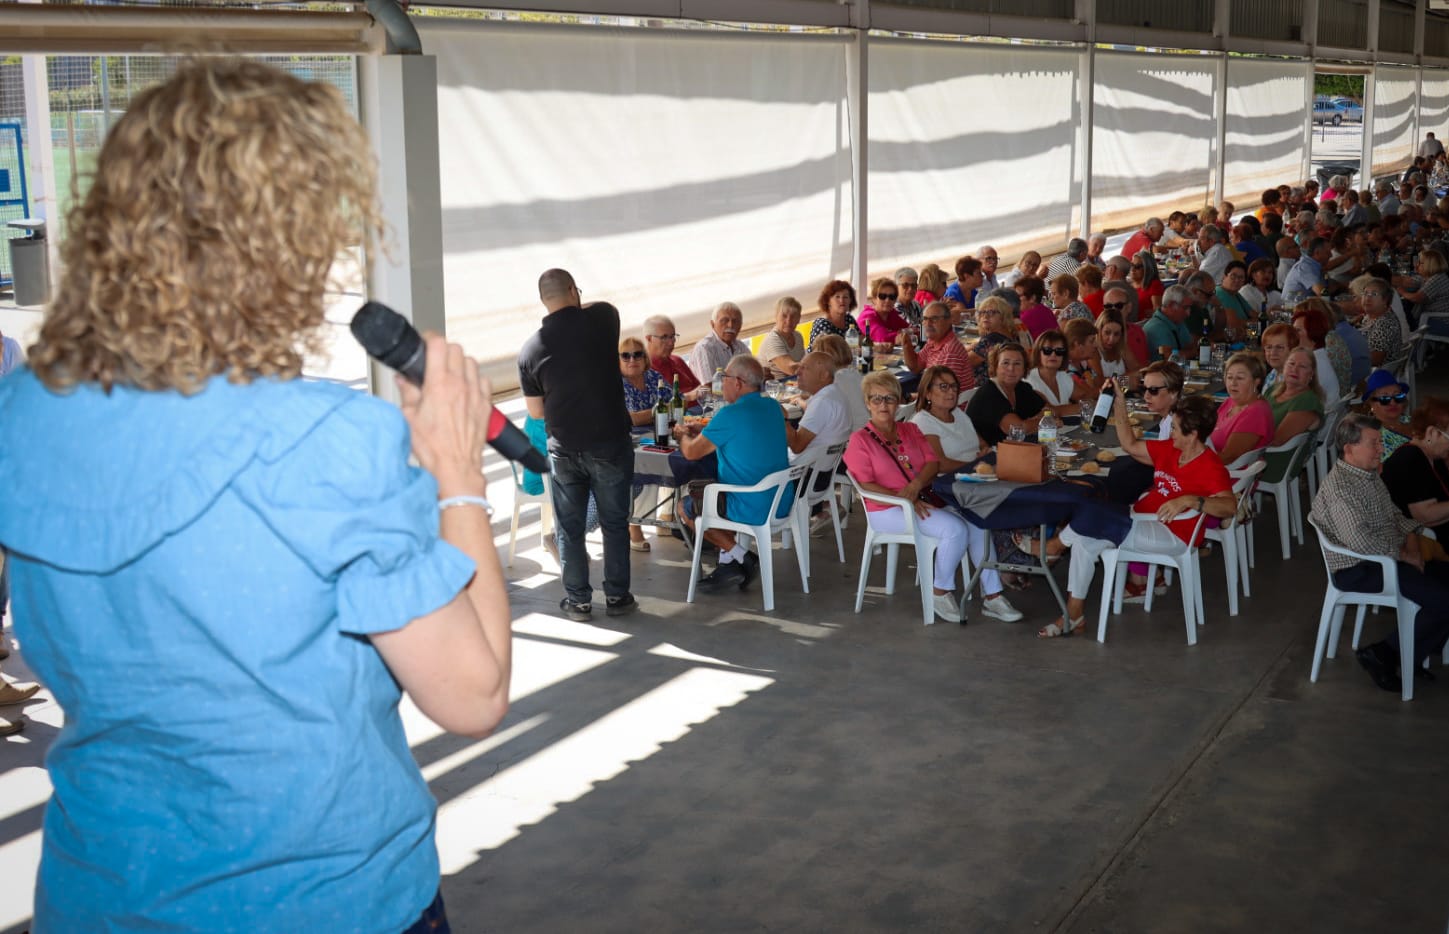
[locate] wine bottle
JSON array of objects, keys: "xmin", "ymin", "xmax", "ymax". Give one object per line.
[
  {"xmin": 654, "ymin": 391, "xmax": 672, "ymax": 449},
  {"xmin": 1090, "ymin": 381, "xmax": 1114, "ymax": 434},
  {"xmin": 1198, "ymin": 320, "xmax": 1212, "ymax": 366},
  {"xmin": 860, "ymin": 334, "xmax": 874, "ymax": 374},
  {"xmin": 670, "ymin": 374, "xmax": 684, "ymax": 424}
]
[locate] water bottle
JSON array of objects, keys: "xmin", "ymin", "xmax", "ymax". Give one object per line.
[
  {"xmin": 845, "ymin": 324, "xmax": 861, "ymax": 366},
  {"xmin": 1038, "ymin": 409, "xmax": 1058, "ymax": 449},
  {"xmin": 712, "ymin": 367, "xmax": 725, "ymax": 400},
  {"xmin": 1089, "ymin": 381, "xmax": 1114, "ymax": 434}
]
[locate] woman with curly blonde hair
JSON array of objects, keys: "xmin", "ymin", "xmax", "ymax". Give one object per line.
[{"xmin": 0, "ymin": 58, "xmax": 510, "ymax": 932}]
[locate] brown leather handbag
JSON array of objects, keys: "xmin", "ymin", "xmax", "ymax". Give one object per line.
[{"xmin": 996, "ymin": 440, "xmax": 1046, "ymax": 483}]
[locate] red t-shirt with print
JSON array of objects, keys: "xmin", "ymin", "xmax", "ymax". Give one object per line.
[{"xmin": 1134, "ymin": 440, "xmax": 1233, "ymax": 545}]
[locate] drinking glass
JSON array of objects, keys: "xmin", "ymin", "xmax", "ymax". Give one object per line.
[
  {"xmin": 1009, "ymin": 425, "xmax": 1026, "ymax": 443},
  {"xmin": 696, "ymin": 387, "xmax": 713, "ymax": 415},
  {"xmin": 1079, "ymin": 399, "xmax": 1094, "ymax": 423},
  {"xmin": 764, "ymin": 380, "xmax": 783, "ymax": 400}
]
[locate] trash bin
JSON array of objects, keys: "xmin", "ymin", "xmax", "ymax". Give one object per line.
[
  {"xmin": 1316, "ymin": 164, "xmax": 1358, "ymax": 191},
  {"xmin": 7, "ymin": 218, "xmax": 49, "ymax": 306}
]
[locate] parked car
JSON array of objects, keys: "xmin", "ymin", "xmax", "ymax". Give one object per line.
[
  {"xmin": 1312, "ymin": 100, "xmax": 1344, "ymax": 126},
  {"xmin": 1331, "ymin": 97, "xmax": 1364, "ymax": 122}
]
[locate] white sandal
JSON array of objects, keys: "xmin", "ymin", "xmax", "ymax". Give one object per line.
[{"xmin": 1037, "ymin": 615, "xmax": 1086, "ymax": 639}]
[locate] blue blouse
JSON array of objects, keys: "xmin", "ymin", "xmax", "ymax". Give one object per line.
[
  {"xmin": 0, "ymin": 371, "xmax": 474, "ymax": 932},
  {"xmin": 622, "ymin": 368, "xmax": 669, "ymax": 413}
]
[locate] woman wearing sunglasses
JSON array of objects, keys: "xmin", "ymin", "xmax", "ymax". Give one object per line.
[
  {"xmin": 1383, "ymin": 396, "xmax": 1449, "ymax": 540},
  {"xmin": 842, "ymin": 371, "xmax": 973, "ymax": 623},
  {"xmin": 858, "ymin": 277, "xmax": 912, "ymax": 348},
  {"xmin": 1027, "ymin": 329, "xmax": 1087, "ymax": 416},
  {"xmin": 620, "ymin": 336, "xmax": 671, "ymax": 550},
  {"xmin": 1361, "ymin": 369, "xmax": 1414, "ymax": 460}
]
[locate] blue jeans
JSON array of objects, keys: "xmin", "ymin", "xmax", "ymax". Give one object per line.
[
  {"xmin": 550, "ymin": 442, "xmax": 634, "ymax": 604},
  {"xmin": 402, "ymin": 890, "xmax": 449, "ymax": 933}
]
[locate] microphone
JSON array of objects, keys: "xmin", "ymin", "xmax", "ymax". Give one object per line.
[{"xmin": 350, "ymin": 301, "xmax": 550, "ymax": 475}]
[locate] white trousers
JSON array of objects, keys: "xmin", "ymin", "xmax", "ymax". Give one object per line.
[
  {"xmin": 1059, "ymin": 520, "xmax": 1183, "ymax": 600},
  {"xmin": 867, "ymin": 505, "xmax": 1001, "ymax": 594}
]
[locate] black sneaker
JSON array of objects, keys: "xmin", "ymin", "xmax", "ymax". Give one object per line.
[
  {"xmin": 1355, "ymin": 642, "xmax": 1402, "ymax": 694},
  {"xmin": 559, "ymin": 598, "xmax": 592, "ymax": 621},
  {"xmin": 605, "ymin": 594, "xmax": 639, "ymax": 617},
  {"xmin": 737, "ymin": 552, "xmax": 760, "ymax": 590},
  {"xmin": 697, "ymin": 562, "xmax": 747, "ymax": 593}
]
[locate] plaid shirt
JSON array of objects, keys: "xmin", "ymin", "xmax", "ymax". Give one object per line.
[{"xmin": 1309, "ymin": 458, "xmax": 1422, "ymax": 572}]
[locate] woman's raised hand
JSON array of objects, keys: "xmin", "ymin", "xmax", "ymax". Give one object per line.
[{"xmin": 397, "ymin": 331, "xmax": 492, "ymax": 498}]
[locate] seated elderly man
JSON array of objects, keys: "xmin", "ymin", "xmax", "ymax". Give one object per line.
[
  {"xmin": 1119, "ymin": 218, "xmax": 1163, "ymax": 260},
  {"xmin": 1045, "ymin": 238, "xmax": 1088, "ymax": 279},
  {"xmin": 1282, "ymin": 236, "xmax": 1332, "ymax": 300},
  {"xmin": 688, "ymin": 301, "xmax": 751, "ymax": 385},
  {"xmin": 1086, "ymin": 233, "xmax": 1108, "ymax": 269},
  {"xmin": 786, "ymin": 352, "xmax": 852, "ymax": 464},
  {"xmin": 1310, "ymin": 414, "xmax": 1449, "ymax": 693},
  {"xmin": 644, "ymin": 314, "xmax": 700, "ymax": 399},
  {"xmin": 902, "ymin": 300, "xmax": 974, "ymax": 391},
  {"xmin": 1376, "ymin": 178, "xmax": 1402, "ymax": 216},
  {"xmin": 1196, "ymin": 224, "xmax": 1233, "ymax": 282},
  {"xmin": 1142, "ymin": 284, "xmax": 1198, "ymax": 361},
  {"xmin": 674, "ymin": 355, "xmax": 790, "ymax": 592}
]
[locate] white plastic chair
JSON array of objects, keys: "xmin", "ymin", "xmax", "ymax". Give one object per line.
[
  {"xmin": 1252, "ymin": 430, "xmax": 1317, "ymax": 561},
  {"xmin": 1096, "ymin": 510, "xmax": 1212, "ymax": 645},
  {"xmin": 1306, "ymin": 515, "xmax": 1442, "ymax": 702},
  {"xmin": 686, "ymin": 464, "xmax": 810, "ymax": 613},
  {"xmin": 849, "ymin": 476, "xmax": 972, "ymax": 627},
  {"xmin": 1202, "ymin": 459, "xmax": 1266, "ymax": 616},
  {"xmin": 1305, "ymin": 403, "xmax": 1346, "ymax": 502},
  {"xmin": 507, "ymin": 462, "xmax": 553, "ymax": 567},
  {"xmin": 796, "ymin": 441, "xmax": 849, "ymax": 571}
]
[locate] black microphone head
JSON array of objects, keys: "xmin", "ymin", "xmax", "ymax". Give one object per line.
[{"xmin": 351, "ymin": 301, "xmax": 426, "ymax": 385}]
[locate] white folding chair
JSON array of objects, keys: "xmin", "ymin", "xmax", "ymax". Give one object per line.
[
  {"xmin": 507, "ymin": 462, "xmax": 553, "ymax": 568},
  {"xmin": 1252, "ymin": 430, "xmax": 1317, "ymax": 561},
  {"xmin": 796, "ymin": 441, "xmax": 850, "ymax": 571},
  {"xmin": 849, "ymin": 476, "xmax": 972, "ymax": 627},
  {"xmin": 1306, "ymin": 515, "xmax": 1446, "ymax": 702},
  {"xmin": 1204, "ymin": 459, "xmax": 1266, "ymax": 616},
  {"xmin": 686, "ymin": 464, "xmax": 810, "ymax": 613},
  {"xmin": 1097, "ymin": 510, "xmax": 1212, "ymax": 645}
]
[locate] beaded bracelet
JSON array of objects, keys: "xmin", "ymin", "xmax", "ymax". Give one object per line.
[{"xmin": 438, "ymin": 495, "xmax": 494, "ymax": 517}]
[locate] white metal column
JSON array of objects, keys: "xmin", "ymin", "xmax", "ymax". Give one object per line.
[
  {"xmin": 1364, "ymin": 0, "xmax": 1380, "ymax": 183},
  {"xmin": 358, "ymin": 53, "xmax": 446, "ymax": 402},
  {"xmin": 847, "ymin": 0, "xmax": 869, "ymax": 290},
  {"xmin": 1210, "ymin": 0, "xmax": 1230, "ymax": 205},
  {"xmin": 20, "ymin": 55, "xmax": 58, "ymax": 262},
  {"xmin": 1414, "ymin": 0, "xmax": 1427, "ymax": 144},
  {"xmin": 1075, "ymin": 0, "xmax": 1096, "ymax": 237}
]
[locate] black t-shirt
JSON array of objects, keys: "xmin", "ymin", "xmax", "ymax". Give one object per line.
[
  {"xmin": 518, "ymin": 302, "xmax": 631, "ymax": 453},
  {"xmin": 965, "ymin": 379, "xmax": 1046, "ymax": 446},
  {"xmin": 1382, "ymin": 442, "xmax": 1449, "ymax": 534}
]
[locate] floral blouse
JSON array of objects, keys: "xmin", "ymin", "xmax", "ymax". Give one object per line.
[
  {"xmin": 808, "ymin": 313, "xmax": 860, "ymax": 352},
  {"xmin": 622, "ymin": 369, "xmax": 670, "ymax": 414}
]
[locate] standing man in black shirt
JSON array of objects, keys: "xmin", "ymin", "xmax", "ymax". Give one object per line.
[{"xmin": 518, "ymin": 268, "xmax": 638, "ymax": 620}]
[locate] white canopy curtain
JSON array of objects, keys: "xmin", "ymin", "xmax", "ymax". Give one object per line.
[
  {"xmin": 1419, "ymin": 69, "xmax": 1449, "ymax": 140},
  {"xmin": 1372, "ymin": 64, "xmax": 1418, "ymax": 176},
  {"xmin": 419, "ymin": 20, "xmax": 853, "ymax": 390},
  {"xmin": 1222, "ymin": 58, "xmax": 1310, "ymax": 206},
  {"xmin": 1091, "ymin": 51, "xmax": 1217, "ymax": 232},
  {"xmin": 865, "ymin": 38, "xmax": 1082, "ymax": 277}
]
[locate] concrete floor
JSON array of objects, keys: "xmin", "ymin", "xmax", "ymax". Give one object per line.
[{"xmin": 2, "ymin": 288, "xmax": 1447, "ymax": 931}]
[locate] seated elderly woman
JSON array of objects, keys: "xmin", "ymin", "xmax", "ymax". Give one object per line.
[
  {"xmin": 915, "ymin": 263, "xmax": 946, "ymax": 311},
  {"xmin": 965, "ymin": 342, "xmax": 1046, "ymax": 446},
  {"xmin": 1395, "ymin": 248, "xmax": 1449, "ymax": 336},
  {"xmin": 1128, "ymin": 251, "xmax": 1165, "ymax": 315},
  {"xmin": 842, "ymin": 370, "xmax": 974, "ymax": 623},
  {"xmin": 1027, "ymin": 329, "xmax": 1087, "ymax": 416},
  {"xmin": 967, "ymin": 296, "xmax": 1017, "ymax": 388},
  {"xmin": 1002, "ymin": 251, "xmax": 1042, "ymax": 289},
  {"xmin": 1212, "ymin": 351, "xmax": 1275, "ymax": 466},
  {"xmin": 1016, "ymin": 277, "xmax": 1057, "ymax": 341},
  {"xmin": 619, "ymin": 336, "xmax": 671, "ymax": 550},
  {"xmin": 1360, "ymin": 369, "xmax": 1413, "ymax": 460},
  {"xmin": 943, "ymin": 256, "xmax": 985, "ymax": 317},
  {"xmin": 1239, "ymin": 258, "xmax": 1283, "ymax": 314},
  {"xmin": 1049, "ymin": 274, "xmax": 1093, "ymax": 324},
  {"xmin": 808, "ymin": 279, "xmax": 860, "ymax": 352},
  {"xmin": 1291, "ymin": 300, "xmax": 1345, "ymax": 403},
  {"xmin": 908, "ymin": 366, "xmax": 1023, "ymax": 622},
  {"xmin": 1260, "ymin": 321, "xmax": 1296, "ymax": 392},
  {"xmin": 858, "ymin": 277, "xmax": 912, "ymax": 347},
  {"xmin": 1215, "ymin": 260, "xmax": 1255, "ymax": 333},
  {"xmin": 1262, "ymin": 346, "xmax": 1324, "ymax": 479},
  {"xmin": 1350, "ymin": 276, "xmax": 1406, "ymax": 368},
  {"xmin": 1383, "ymin": 396, "xmax": 1449, "ymax": 540},
  {"xmin": 757, "ymin": 296, "xmax": 806, "ymax": 378},
  {"xmin": 1020, "ymin": 394, "xmax": 1235, "ymax": 637},
  {"xmin": 1076, "ymin": 263, "xmax": 1106, "ymax": 317}
]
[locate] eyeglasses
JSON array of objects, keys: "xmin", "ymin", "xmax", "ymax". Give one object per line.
[
  {"xmin": 1039, "ymin": 346, "xmax": 1067, "ymax": 357},
  {"xmin": 1143, "ymin": 385, "xmax": 1170, "ymax": 396},
  {"xmin": 1130, "ymin": 264, "xmax": 1144, "ymax": 270},
  {"xmin": 877, "ymin": 293, "xmax": 898, "ymax": 302},
  {"xmin": 1372, "ymin": 393, "xmax": 1408, "ymax": 405},
  {"xmin": 649, "ymin": 333, "xmax": 677, "ymax": 341},
  {"xmin": 931, "ymin": 382, "xmax": 959, "ymax": 394},
  {"xmin": 923, "ymin": 314, "xmax": 951, "ymax": 322},
  {"xmin": 619, "ymin": 351, "xmax": 646, "ymax": 361},
  {"xmin": 867, "ymin": 394, "xmax": 901, "ymax": 406},
  {"xmin": 1102, "ymin": 301, "xmax": 1127, "ymax": 311}
]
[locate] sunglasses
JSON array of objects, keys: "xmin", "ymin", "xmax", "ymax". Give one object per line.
[
  {"xmin": 1143, "ymin": 385, "xmax": 1170, "ymax": 396},
  {"xmin": 867, "ymin": 394, "xmax": 901, "ymax": 406},
  {"xmin": 619, "ymin": 351, "xmax": 647, "ymax": 361},
  {"xmin": 1039, "ymin": 346, "xmax": 1067, "ymax": 357},
  {"xmin": 878, "ymin": 293, "xmax": 898, "ymax": 302},
  {"xmin": 1372, "ymin": 393, "xmax": 1408, "ymax": 405},
  {"xmin": 1102, "ymin": 301, "xmax": 1127, "ymax": 311},
  {"xmin": 1130, "ymin": 264, "xmax": 1144, "ymax": 270}
]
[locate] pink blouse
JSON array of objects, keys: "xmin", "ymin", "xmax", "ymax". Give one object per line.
[
  {"xmin": 1210, "ymin": 398, "xmax": 1274, "ymax": 455},
  {"xmin": 843, "ymin": 421, "xmax": 939, "ymax": 512}
]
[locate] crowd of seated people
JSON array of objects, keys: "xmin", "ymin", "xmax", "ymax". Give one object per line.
[{"xmin": 592, "ymin": 156, "xmax": 1449, "ymax": 646}]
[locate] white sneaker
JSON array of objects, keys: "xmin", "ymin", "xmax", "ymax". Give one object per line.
[
  {"xmin": 809, "ymin": 512, "xmax": 834, "ymax": 536},
  {"xmin": 981, "ymin": 594, "xmax": 1024, "ymax": 622},
  {"xmin": 932, "ymin": 593, "xmax": 962, "ymax": 623}
]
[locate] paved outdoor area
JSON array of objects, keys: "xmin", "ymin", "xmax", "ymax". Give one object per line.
[{"xmin": 4, "ymin": 293, "xmax": 1449, "ymax": 932}]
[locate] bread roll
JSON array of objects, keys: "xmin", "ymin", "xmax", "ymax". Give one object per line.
[
  {"xmin": 1096, "ymin": 450, "xmax": 1117, "ymax": 463},
  {"xmin": 1080, "ymin": 461, "xmax": 1101, "ymax": 474},
  {"xmin": 975, "ymin": 462, "xmax": 995, "ymax": 476}
]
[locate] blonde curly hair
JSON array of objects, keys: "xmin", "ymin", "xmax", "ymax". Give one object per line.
[{"xmin": 31, "ymin": 57, "xmax": 382, "ymax": 393}]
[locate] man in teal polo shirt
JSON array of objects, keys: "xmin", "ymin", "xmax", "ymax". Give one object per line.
[
  {"xmin": 1143, "ymin": 284, "xmax": 1198, "ymax": 362},
  {"xmin": 675, "ymin": 354, "xmax": 791, "ymax": 591}
]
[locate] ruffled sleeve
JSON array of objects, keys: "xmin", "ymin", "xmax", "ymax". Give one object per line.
[{"xmin": 231, "ymin": 393, "xmax": 476, "ymax": 636}]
